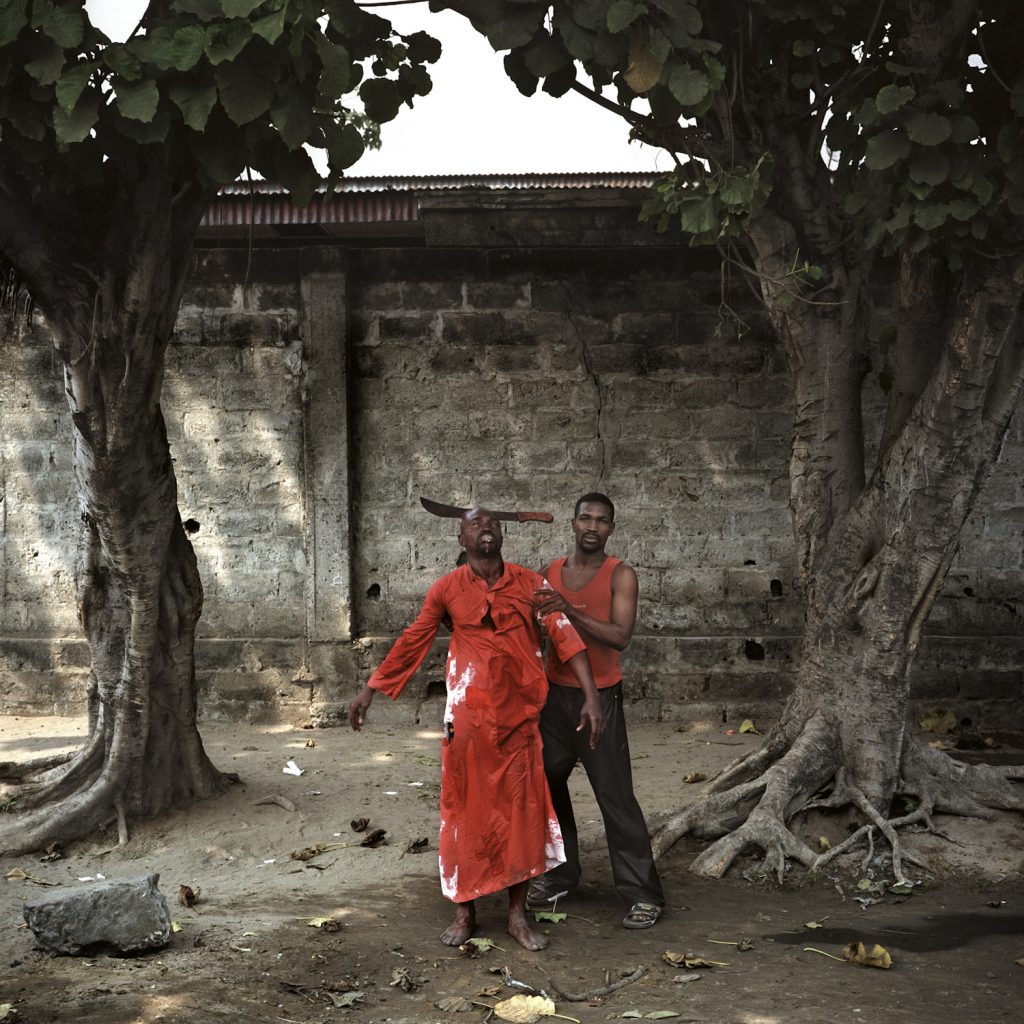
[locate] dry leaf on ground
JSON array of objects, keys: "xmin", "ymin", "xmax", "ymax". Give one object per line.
[
  {"xmin": 682, "ymin": 772, "xmax": 706, "ymax": 784},
  {"xmin": 844, "ymin": 941, "xmax": 893, "ymax": 969},
  {"xmin": 435, "ymin": 995, "xmax": 475, "ymax": 1012},
  {"xmin": 662, "ymin": 951, "xmax": 729, "ymax": 969},
  {"xmin": 919, "ymin": 709, "xmax": 956, "ymax": 734},
  {"xmin": 178, "ymin": 885, "xmax": 200, "ymax": 908},
  {"xmin": 350, "ymin": 817, "xmax": 369, "ymax": 832},
  {"xmin": 493, "ymin": 994, "xmax": 559, "ymax": 1022}
]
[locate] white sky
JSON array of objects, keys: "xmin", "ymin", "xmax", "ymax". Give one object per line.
[{"xmin": 84, "ymin": 0, "xmax": 667, "ymax": 176}]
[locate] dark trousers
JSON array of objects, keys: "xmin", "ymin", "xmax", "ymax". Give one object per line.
[{"xmin": 539, "ymin": 682, "xmax": 664, "ymax": 907}]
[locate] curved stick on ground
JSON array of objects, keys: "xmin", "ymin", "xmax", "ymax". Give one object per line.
[{"xmin": 541, "ymin": 965, "xmax": 646, "ymax": 1002}]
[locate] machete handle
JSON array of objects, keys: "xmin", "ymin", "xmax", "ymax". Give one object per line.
[{"xmin": 516, "ymin": 511, "xmax": 555, "ymax": 523}]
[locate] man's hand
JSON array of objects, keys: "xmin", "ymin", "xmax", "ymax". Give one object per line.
[
  {"xmin": 349, "ymin": 685, "xmax": 375, "ymax": 731},
  {"xmin": 577, "ymin": 695, "xmax": 605, "ymax": 750},
  {"xmin": 534, "ymin": 587, "xmax": 571, "ymax": 618}
]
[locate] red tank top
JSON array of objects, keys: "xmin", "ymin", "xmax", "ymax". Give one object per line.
[{"xmin": 544, "ymin": 556, "xmax": 622, "ymax": 689}]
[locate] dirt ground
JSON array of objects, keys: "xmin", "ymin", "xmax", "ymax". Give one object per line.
[{"xmin": 1, "ymin": 715, "xmax": 1023, "ymax": 1024}]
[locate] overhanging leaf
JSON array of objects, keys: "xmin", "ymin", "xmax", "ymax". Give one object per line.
[
  {"xmin": 114, "ymin": 78, "xmax": 160, "ymax": 123},
  {"xmin": 169, "ymin": 80, "xmax": 218, "ymax": 131},
  {"xmin": 607, "ymin": 1, "xmax": 646, "ymax": 34},
  {"xmin": 624, "ymin": 37, "xmax": 664, "ymax": 94},
  {"xmin": 0, "ymin": 0, "xmax": 28, "ymax": 47},
  {"xmin": 875, "ymin": 83, "xmax": 914, "ymax": 115},
  {"xmin": 52, "ymin": 92, "xmax": 99, "ymax": 144},
  {"xmin": 865, "ymin": 130, "xmax": 910, "ymax": 169},
  {"xmin": 905, "ymin": 112, "xmax": 952, "ymax": 146},
  {"xmin": 667, "ymin": 63, "xmax": 710, "ymax": 107},
  {"xmin": 55, "ymin": 63, "xmax": 94, "ymax": 113},
  {"xmin": 215, "ymin": 61, "xmax": 276, "ymax": 124}
]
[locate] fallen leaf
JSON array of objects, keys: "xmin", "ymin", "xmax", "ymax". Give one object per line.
[
  {"xmin": 645, "ymin": 1013, "xmax": 679, "ymax": 1021},
  {"xmin": 927, "ymin": 739, "xmax": 948, "ymax": 750},
  {"xmin": 622, "ymin": 1013, "xmax": 643, "ymax": 1020},
  {"xmin": 4, "ymin": 868, "xmax": 56, "ymax": 886},
  {"xmin": 671, "ymin": 974, "xmax": 701, "ymax": 985},
  {"xmin": 390, "ymin": 967, "xmax": 417, "ymax": 992},
  {"xmin": 405, "ymin": 837, "xmax": 429, "ymax": 854},
  {"xmin": 171, "ymin": 921, "xmax": 182, "ymax": 933},
  {"xmin": 328, "ymin": 991, "xmax": 363, "ymax": 1008},
  {"xmin": 1015, "ymin": 958, "xmax": 1024, "ymax": 966},
  {"xmin": 0, "ymin": 1003, "xmax": 15, "ymax": 1021},
  {"xmin": 493, "ymin": 994, "xmax": 558, "ymax": 1023},
  {"xmin": 39, "ymin": 843, "xmax": 63, "ymax": 862},
  {"xmin": 889, "ymin": 882, "xmax": 914, "ymax": 896},
  {"xmin": 738, "ymin": 719, "xmax": 760, "ymax": 734},
  {"xmin": 479, "ymin": 985, "xmax": 503, "ymax": 997},
  {"xmin": 919, "ymin": 709, "xmax": 956, "ymax": 734},
  {"xmin": 361, "ymin": 828, "xmax": 387, "ymax": 848},
  {"xmin": 534, "ymin": 910, "xmax": 567, "ymax": 923},
  {"xmin": 843, "ymin": 941, "xmax": 893, "ymax": 969},
  {"xmin": 435, "ymin": 995, "xmax": 475, "ymax": 1012},
  {"xmin": 351, "ymin": 817, "xmax": 370, "ymax": 832},
  {"xmin": 682, "ymin": 772, "xmax": 706, "ymax": 784},
  {"xmin": 178, "ymin": 885, "xmax": 200, "ymax": 908},
  {"xmin": 984, "ymin": 736, "xmax": 1000, "ymax": 748},
  {"xmin": 818, "ymin": 835, "xmax": 831, "ymax": 851},
  {"xmin": 305, "ymin": 738, "xmax": 316, "ymax": 748},
  {"xmin": 805, "ymin": 918, "xmax": 828, "ymax": 929},
  {"xmin": 253, "ymin": 794, "xmax": 296, "ymax": 812},
  {"xmin": 461, "ymin": 937, "xmax": 501, "ymax": 954},
  {"xmin": 306, "ymin": 916, "xmax": 339, "ymax": 929},
  {"xmin": 661, "ymin": 951, "xmax": 729, "ymax": 969}
]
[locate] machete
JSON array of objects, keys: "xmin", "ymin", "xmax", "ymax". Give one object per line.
[{"xmin": 420, "ymin": 496, "xmax": 554, "ymax": 523}]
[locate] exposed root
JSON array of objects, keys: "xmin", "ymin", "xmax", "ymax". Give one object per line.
[
  {"xmin": 0, "ymin": 774, "xmax": 120, "ymax": 856},
  {"xmin": 654, "ymin": 710, "xmax": 1023, "ymax": 883},
  {"xmin": 0, "ymin": 749, "xmax": 77, "ymax": 781},
  {"xmin": 654, "ymin": 711, "xmax": 837, "ymax": 878},
  {"xmin": 706, "ymin": 727, "xmax": 790, "ymax": 794}
]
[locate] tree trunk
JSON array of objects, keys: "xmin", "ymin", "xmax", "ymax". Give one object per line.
[
  {"xmin": 0, "ymin": 154, "xmax": 232, "ymax": 854},
  {"xmin": 651, "ymin": 249, "xmax": 1024, "ymax": 880}
]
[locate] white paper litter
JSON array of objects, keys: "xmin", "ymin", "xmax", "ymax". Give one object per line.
[{"xmin": 283, "ymin": 760, "xmax": 304, "ymax": 776}]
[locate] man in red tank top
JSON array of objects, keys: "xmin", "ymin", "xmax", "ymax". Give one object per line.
[{"xmin": 530, "ymin": 493, "xmax": 665, "ymax": 928}]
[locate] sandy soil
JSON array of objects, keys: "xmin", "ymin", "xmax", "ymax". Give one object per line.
[{"xmin": 1, "ymin": 715, "xmax": 1023, "ymax": 1024}]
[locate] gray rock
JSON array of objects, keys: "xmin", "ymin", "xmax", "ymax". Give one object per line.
[{"xmin": 23, "ymin": 874, "xmax": 171, "ymax": 956}]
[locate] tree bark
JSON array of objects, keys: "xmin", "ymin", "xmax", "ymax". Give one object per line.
[
  {"xmin": 652, "ymin": 252, "xmax": 1024, "ymax": 879},
  {"xmin": 0, "ymin": 152, "xmax": 232, "ymax": 854}
]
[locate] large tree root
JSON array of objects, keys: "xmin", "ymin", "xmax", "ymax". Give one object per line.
[{"xmin": 652, "ymin": 714, "xmax": 1024, "ymax": 882}]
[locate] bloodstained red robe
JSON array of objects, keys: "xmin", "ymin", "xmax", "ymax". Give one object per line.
[{"xmin": 368, "ymin": 562, "xmax": 586, "ymax": 903}]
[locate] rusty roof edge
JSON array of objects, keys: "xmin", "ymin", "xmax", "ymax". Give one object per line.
[{"xmin": 216, "ymin": 172, "xmax": 660, "ymax": 196}]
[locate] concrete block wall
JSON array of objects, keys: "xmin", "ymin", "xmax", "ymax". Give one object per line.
[{"xmin": 2, "ymin": 210, "xmax": 1022, "ymax": 729}]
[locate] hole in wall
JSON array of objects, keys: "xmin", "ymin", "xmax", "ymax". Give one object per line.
[
  {"xmin": 770, "ymin": 579, "xmax": 783, "ymax": 597},
  {"xmin": 366, "ymin": 583, "xmax": 381, "ymax": 600},
  {"xmin": 960, "ymin": 717, "xmax": 973, "ymax": 728},
  {"xmin": 744, "ymin": 639, "xmax": 765, "ymax": 661},
  {"xmin": 183, "ymin": 519, "xmax": 201, "ymax": 535},
  {"xmin": 963, "ymin": 587, "xmax": 974, "ymax": 597},
  {"xmin": 426, "ymin": 680, "xmax": 446, "ymax": 699},
  {"xmin": 744, "ymin": 559, "xmax": 757, "ymax": 566}
]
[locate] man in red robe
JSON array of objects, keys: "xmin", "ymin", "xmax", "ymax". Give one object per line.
[{"xmin": 349, "ymin": 507, "xmax": 604, "ymax": 951}]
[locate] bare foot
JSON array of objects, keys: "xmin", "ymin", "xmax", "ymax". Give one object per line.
[
  {"xmin": 507, "ymin": 907, "xmax": 549, "ymax": 951},
  {"xmin": 440, "ymin": 903, "xmax": 476, "ymax": 946}
]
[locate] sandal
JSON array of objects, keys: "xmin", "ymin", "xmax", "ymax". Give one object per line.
[
  {"xmin": 525, "ymin": 879, "xmax": 569, "ymax": 911},
  {"xmin": 622, "ymin": 902, "xmax": 662, "ymax": 929}
]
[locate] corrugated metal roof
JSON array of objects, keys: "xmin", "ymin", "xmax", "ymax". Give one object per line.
[
  {"xmin": 219, "ymin": 172, "xmax": 658, "ymax": 194},
  {"xmin": 202, "ymin": 173, "xmax": 657, "ymax": 228}
]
